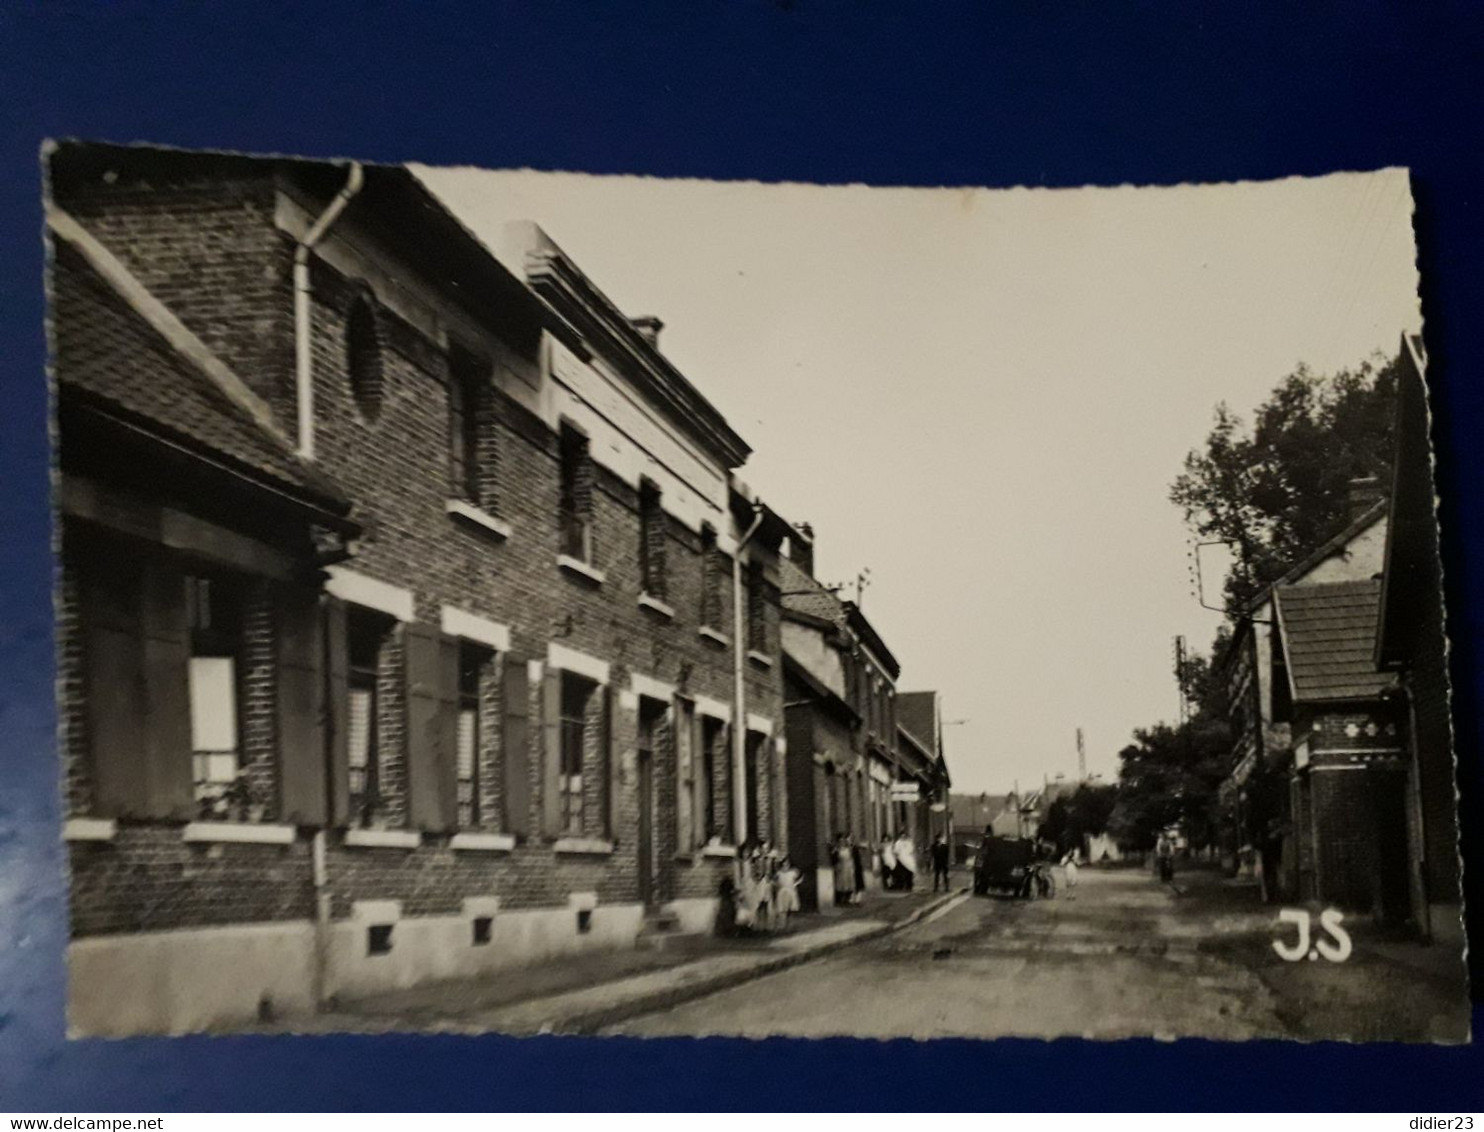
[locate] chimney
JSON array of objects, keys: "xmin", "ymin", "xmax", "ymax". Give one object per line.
[
  {"xmin": 790, "ymin": 522, "xmax": 815, "ymax": 577},
  {"xmin": 1347, "ymin": 476, "xmax": 1384, "ymax": 521},
  {"xmin": 630, "ymin": 316, "xmax": 664, "ymax": 349}
]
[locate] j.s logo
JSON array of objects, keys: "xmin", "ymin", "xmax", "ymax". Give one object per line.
[{"xmin": 1272, "ymin": 908, "xmax": 1352, "ymax": 962}]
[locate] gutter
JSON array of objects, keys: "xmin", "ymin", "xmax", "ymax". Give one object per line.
[
  {"xmin": 293, "ymin": 162, "xmax": 362, "ymax": 1010},
  {"xmin": 294, "ymin": 162, "xmax": 364, "ymax": 460},
  {"xmin": 731, "ymin": 501, "xmax": 765, "ymax": 846}
]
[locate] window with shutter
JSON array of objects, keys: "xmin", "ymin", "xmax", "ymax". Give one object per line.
[
  {"xmin": 638, "ymin": 479, "xmax": 666, "ymax": 601},
  {"xmin": 80, "ymin": 552, "xmax": 149, "ymax": 817},
  {"xmin": 501, "ymin": 655, "xmax": 531, "ymax": 836},
  {"xmin": 404, "ymin": 624, "xmax": 458, "ymax": 833},
  {"xmin": 558, "ymin": 423, "xmax": 592, "ymax": 562},
  {"xmin": 345, "ymin": 609, "xmax": 391, "ymax": 828},
  {"xmin": 700, "ymin": 525, "xmax": 721, "ymax": 629},
  {"xmin": 747, "ymin": 561, "xmax": 766, "ymax": 653},
  {"xmin": 186, "ymin": 574, "xmax": 247, "ymax": 820},
  {"xmin": 455, "ymin": 641, "xmax": 492, "ymax": 829},
  {"xmin": 558, "ymin": 673, "xmax": 591, "ymax": 835},
  {"xmin": 277, "ymin": 585, "xmax": 327, "ymax": 826},
  {"xmin": 675, "ymin": 698, "xmax": 695, "ymax": 852},
  {"xmin": 700, "ymin": 715, "xmax": 726, "ymax": 842},
  {"xmin": 448, "ymin": 346, "xmax": 491, "ymax": 510}
]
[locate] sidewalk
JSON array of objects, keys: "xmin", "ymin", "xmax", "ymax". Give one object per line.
[
  {"xmin": 1172, "ymin": 864, "xmax": 1471, "ymax": 1042},
  {"xmin": 265, "ymin": 884, "xmax": 967, "ymax": 1037}
]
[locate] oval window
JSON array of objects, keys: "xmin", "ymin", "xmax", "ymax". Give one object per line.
[{"xmin": 346, "ymin": 288, "xmax": 384, "ymax": 421}]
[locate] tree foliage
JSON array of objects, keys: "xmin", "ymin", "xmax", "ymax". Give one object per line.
[
  {"xmin": 1110, "ymin": 638, "xmax": 1233, "ymax": 852},
  {"xmin": 1040, "ymin": 783, "xmax": 1119, "ymax": 856},
  {"xmin": 1170, "ymin": 356, "xmax": 1398, "ymax": 610}
]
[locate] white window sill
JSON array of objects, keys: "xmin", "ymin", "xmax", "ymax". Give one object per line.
[
  {"xmin": 746, "ymin": 649, "xmax": 775, "ymax": 669},
  {"xmin": 557, "ymin": 554, "xmax": 606, "ymax": 586},
  {"xmin": 698, "ymin": 626, "xmax": 729, "ymax": 647},
  {"xmin": 446, "ymin": 498, "xmax": 512, "ymax": 540},
  {"xmin": 701, "ymin": 842, "xmax": 739, "ymax": 859},
  {"xmin": 553, "ymin": 836, "xmax": 615, "ymax": 856},
  {"xmin": 344, "ymin": 828, "xmax": 422, "ymax": 849},
  {"xmin": 638, "ymin": 592, "xmax": 675, "ymax": 620},
  {"xmin": 183, "ymin": 821, "xmax": 296, "ymax": 845},
  {"xmin": 64, "ymin": 818, "xmax": 118, "ymax": 842},
  {"xmin": 450, "ymin": 831, "xmax": 517, "ymax": 853}
]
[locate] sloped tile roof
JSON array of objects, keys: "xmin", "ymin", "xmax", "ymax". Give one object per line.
[
  {"xmin": 54, "ymin": 244, "xmax": 350, "ymax": 513},
  {"xmin": 779, "ymin": 554, "xmax": 845, "ymax": 626},
  {"xmin": 1275, "ymin": 579, "xmax": 1396, "ymax": 703},
  {"xmin": 897, "ymin": 691, "xmax": 938, "ymax": 753}
]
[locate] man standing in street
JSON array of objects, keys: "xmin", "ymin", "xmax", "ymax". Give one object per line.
[
  {"xmin": 931, "ymin": 834, "xmax": 952, "ymax": 892},
  {"xmin": 1155, "ymin": 832, "xmax": 1175, "ymax": 883}
]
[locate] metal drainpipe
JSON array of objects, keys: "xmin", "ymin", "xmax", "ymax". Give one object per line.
[
  {"xmin": 294, "ymin": 162, "xmax": 364, "ymax": 461},
  {"xmin": 295, "ymin": 163, "xmax": 362, "ymax": 1009},
  {"xmin": 732, "ymin": 503, "xmax": 765, "ymax": 848}
]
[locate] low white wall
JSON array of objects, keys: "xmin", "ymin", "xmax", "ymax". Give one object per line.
[
  {"xmin": 70, "ymin": 899, "xmax": 652, "ymax": 1034},
  {"xmin": 69, "ymin": 920, "xmax": 316, "ymax": 1037},
  {"xmin": 328, "ymin": 901, "xmax": 645, "ymax": 1001},
  {"xmin": 662, "ymin": 896, "xmax": 718, "ymax": 935}
]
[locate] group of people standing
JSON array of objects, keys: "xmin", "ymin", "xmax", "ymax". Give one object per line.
[
  {"xmin": 829, "ymin": 830, "xmax": 946, "ymax": 905},
  {"xmin": 726, "ymin": 842, "xmax": 803, "ymax": 935}
]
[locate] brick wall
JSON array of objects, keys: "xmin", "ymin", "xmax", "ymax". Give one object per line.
[
  {"xmin": 59, "ymin": 174, "xmax": 296, "ymax": 424},
  {"xmin": 60, "ymin": 167, "xmax": 782, "ymax": 939},
  {"xmin": 69, "ymin": 827, "xmax": 314, "ymax": 936}
]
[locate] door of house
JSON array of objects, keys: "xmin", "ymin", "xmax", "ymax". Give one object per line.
[
  {"xmin": 637, "ymin": 748, "xmax": 655, "ymax": 907},
  {"xmin": 1371, "ymin": 764, "xmax": 1412, "ymax": 926}
]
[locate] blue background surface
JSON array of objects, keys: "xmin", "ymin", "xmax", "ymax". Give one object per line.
[{"xmin": 3, "ymin": 1, "xmax": 1484, "ymax": 1111}]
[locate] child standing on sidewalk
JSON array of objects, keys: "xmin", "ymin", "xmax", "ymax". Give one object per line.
[{"xmin": 774, "ymin": 856, "xmax": 802, "ymax": 931}]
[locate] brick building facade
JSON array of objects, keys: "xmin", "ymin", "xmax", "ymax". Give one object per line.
[
  {"xmin": 779, "ymin": 552, "xmax": 949, "ymax": 909},
  {"xmin": 1219, "ymin": 349, "xmax": 1463, "ymax": 936},
  {"xmin": 1375, "ymin": 336, "xmax": 1464, "ymax": 944},
  {"xmin": 51, "ymin": 143, "xmax": 790, "ymax": 1035}
]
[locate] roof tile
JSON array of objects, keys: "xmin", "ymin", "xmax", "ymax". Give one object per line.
[{"xmin": 1275, "ymin": 580, "xmax": 1396, "ymax": 702}]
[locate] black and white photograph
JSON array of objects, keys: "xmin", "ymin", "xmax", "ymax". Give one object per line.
[{"xmin": 46, "ymin": 140, "xmax": 1469, "ymax": 1044}]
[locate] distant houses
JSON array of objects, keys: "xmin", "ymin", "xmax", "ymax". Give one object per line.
[{"xmin": 780, "ymin": 552, "xmax": 952, "ymax": 910}]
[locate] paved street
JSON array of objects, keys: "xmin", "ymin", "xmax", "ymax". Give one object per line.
[{"xmin": 608, "ymin": 866, "xmax": 1470, "ymax": 1043}]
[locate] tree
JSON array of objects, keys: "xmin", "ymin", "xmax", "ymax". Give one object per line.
[
  {"xmin": 1112, "ymin": 715, "xmax": 1230, "ymax": 852},
  {"xmin": 1170, "ymin": 355, "xmax": 1398, "ymax": 610},
  {"xmin": 1041, "ymin": 783, "xmax": 1119, "ymax": 856},
  {"xmin": 1111, "ymin": 637, "xmax": 1232, "ymax": 852}
]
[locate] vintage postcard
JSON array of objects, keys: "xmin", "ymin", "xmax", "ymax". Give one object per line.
[{"xmin": 46, "ymin": 140, "xmax": 1468, "ymax": 1042}]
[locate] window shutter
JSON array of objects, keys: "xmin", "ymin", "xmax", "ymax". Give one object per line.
[
  {"xmin": 277, "ymin": 586, "xmax": 327, "ymax": 825},
  {"xmin": 448, "ymin": 370, "xmax": 467, "ymax": 498},
  {"xmin": 540, "ymin": 668, "xmax": 562, "ymax": 835},
  {"xmin": 501, "ymin": 654, "xmax": 531, "ymax": 836},
  {"xmin": 437, "ymin": 634, "xmax": 460, "ymax": 827},
  {"xmin": 324, "ymin": 596, "xmax": 350, "ymax": 825},
  {"xmin": 405, "ymin": 622, "xmax": 454, "ymax": 832},
  {"xmin": 674, "ymin": 698, "xmax": 692, "ymax": 852},
  {"xmin": 692, "ymin": 711, "xmax": 707, "ymax": 849},
  {"xmin": 605, "ymin": 683, "xmax": 621, "ymax": 840},
  {"xmin": 139, "ymin": 558, "xmax": 194, "ymax": 818},
  {"xmin": 82, "ymin": 558, "xmax": 148, "ymax": 817}
]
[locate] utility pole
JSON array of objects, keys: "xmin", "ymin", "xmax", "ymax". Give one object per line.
[
  {"xmin": 1076, "ymin": 727, "xmax": 1086, "ymax": 783},
  {"xmin": 1173, "ymin": 635, "xmax": 1190, "ymax": 728}
]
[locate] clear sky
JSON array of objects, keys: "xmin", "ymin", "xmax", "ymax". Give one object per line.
[{"xmin": 414, "ymin": 164, "xmax": 1421, "ymax": 794}]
